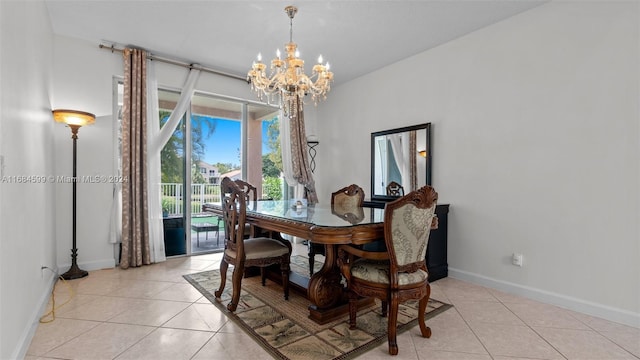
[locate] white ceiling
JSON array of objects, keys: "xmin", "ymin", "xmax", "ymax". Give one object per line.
[{"xmin": 44, "ymin": 0, "xmax": 546, "ymax": 86}]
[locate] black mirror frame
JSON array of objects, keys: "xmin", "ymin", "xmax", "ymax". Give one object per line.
[{"xmin": 370, "ymin": 123, "xmax": 432, "ymax": 202}]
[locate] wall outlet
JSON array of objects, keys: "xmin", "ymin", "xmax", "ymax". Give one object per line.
[{"xmin": 512, "ymin": 253, "xmax": 523, "ymax": 267}]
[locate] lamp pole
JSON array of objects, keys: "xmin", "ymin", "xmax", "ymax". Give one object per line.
[
  {"xmin": 53, "ymin": 109, "xmax": 94, "ymax": 280},
  {"xmin": 61, "ymin": 124, "xmax": 88, "ymax": 280}
]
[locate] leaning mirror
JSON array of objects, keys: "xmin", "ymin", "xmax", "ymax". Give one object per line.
[{"xmin": 371, "ymin": 123, "xmax": 431, "ymax": 201}]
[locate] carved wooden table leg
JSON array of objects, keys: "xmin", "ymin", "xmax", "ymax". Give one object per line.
[
  {"xmin": 306, "ymin": 244, "xmax": 374, "ymax": 324},
  {"xmin": 307, "ymin": 244, "xmax": 343, "ymax": 308}
]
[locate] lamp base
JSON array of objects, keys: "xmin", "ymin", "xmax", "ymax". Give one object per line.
[{"xmin": 61, "ymin": 263, "xmax": 89, "ymax": 280}]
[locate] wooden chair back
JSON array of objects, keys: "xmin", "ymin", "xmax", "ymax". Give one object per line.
[
  {"xmin": 220, "ymin": 177, "xmax": 243, "ymax": 245},
  {"xmin": 234, "ymin": 179, "xmax": 258, "ymax": 202},
  {"xmin": 386, "ymin": 181, "xmax": 405, "ymax": 196}
]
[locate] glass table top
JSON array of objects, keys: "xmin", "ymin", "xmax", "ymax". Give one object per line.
[{"xmin": 206, "ymin": 200, "xmax": 385, "ymax": 228}]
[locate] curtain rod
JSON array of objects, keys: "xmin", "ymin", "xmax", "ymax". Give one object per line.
[{"xmin": 99, "ymin": 44, "xmax": 246, "ymax": 82}]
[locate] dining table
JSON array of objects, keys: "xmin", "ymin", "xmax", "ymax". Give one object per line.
[{"xmin": 202, "ymin": 200, "xmax": 386, "ymax": 324}]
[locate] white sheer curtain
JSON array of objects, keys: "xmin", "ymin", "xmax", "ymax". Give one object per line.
[
  {"xmin": 146, "ymin": 60, "xmax": 164, "ymax": 263},
  {"xmin": 150, "ymin": 69, "xmax": 201, "ymax": 152},
  {"xmin": 147, "ymin": 68, "xmax": 201, "ymax": 262},
  {"xmin": 109, "ymin": 180, "xmax": 122, "ymax": 244},
  {"xmin": 388, "ymin": 133, "xmax": 411, "ymax": 191}
]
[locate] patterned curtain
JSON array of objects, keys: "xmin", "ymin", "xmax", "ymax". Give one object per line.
[
  {"xmin": 120, "ymin": 48, "xmax": 151, "ymax": 268},
  {"xmin": 289, "ymin": 100, "xmax": 318, "ymax": 203}
]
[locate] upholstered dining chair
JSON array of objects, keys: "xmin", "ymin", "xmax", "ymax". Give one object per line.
[
  {"xmin": 214, "ymin": 177, "xmax": 292, "ymax": 312},
  {"xmin": 337, "ymin": 185, "xmax": 438, "ymax": 355},
  {"xmin": 386, "ymin": 181, "xmax": 405, "ymax": 196},
  {"xmin": 307, "ymin": 184, "xmax": 365, "ymax": 276}
]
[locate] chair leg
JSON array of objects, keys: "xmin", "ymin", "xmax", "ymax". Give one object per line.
[
  {"xmin": 281, "ymin": 261, "xmax": 290, "ymax": 300},
  {"xmin": 228, "ymin": 261, "xmax": 245, "ymax": 312},
  {"xmin": 381, "ymin": 300, "xmax": 388, "ymax": 317},
  {"xmin": 418, "ymin": 284, "xmax": 432, "ymax": 338},
  {"xmin": 308, "ymin": 243, "xmax": 315, "ymax": 277},
  {"xmin": 214, "ymin": 258, "xmax": 228, "ymax": 298},
  {"xmin": 348, "ymin": 290, "xmax": 358, "ymax": 329},
  {"xmin": 260, "ymin": 267, "xmax": 266, "ymax": 286},
  {"xmin": 387, "ymin": 293, "xmax": 399, "ymax": 355}
]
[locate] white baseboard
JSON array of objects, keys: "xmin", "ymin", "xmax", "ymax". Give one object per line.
[
  {"xmin": 11, "ymin": 272, "xmax": 57, "ymax": 360},
  {"xmin": 448, "ymin": 267, "xmax": 640, "ymax": 329}
]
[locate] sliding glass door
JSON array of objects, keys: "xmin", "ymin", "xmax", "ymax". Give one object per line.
[
  {"xmin": 158, "ymin": 90, "xmax": 284, "ymax": 255},
  {"xmin": 158, "ymin": 88, "xmax": 187, "ymax": 256},
  {"xmin": 188, "ymin": 94, "xmax": 242, "ymax": 253},
  {"xmin": 115, "ymin": 80, "xmax": 283, "ymax": 258},
  {"xmin": 187, "ymin": 93, "xmax": 282, "ymax": 253}
]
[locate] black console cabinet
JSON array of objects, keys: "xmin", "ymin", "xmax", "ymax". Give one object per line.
[
  {"xmin": 427, "ymin": 204, "xmax": 449, "ymax": 281},
  {"xmin": 363, "ymin": 201, "xmax": 449, "ymax": 282}
]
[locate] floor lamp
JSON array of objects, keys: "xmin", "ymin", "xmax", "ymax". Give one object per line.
[{"xmin": 53, "ymin": 109, "xmax": 95, "ymax": 280}]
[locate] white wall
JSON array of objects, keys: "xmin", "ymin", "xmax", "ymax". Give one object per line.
[
  {"xmin": 52, "ymin": 36, "xmax": 122, "ymax": 272},
  {"xmin": 51, "ymin": 35, "xmax": 255, "ymax": 271},
  {"xmin": 0, "ymin": 1, "xmax": 57, "ymax": 359},
  {"xmin": 315, "ymin": 1, "xmax": 639, "ymax": 327}
]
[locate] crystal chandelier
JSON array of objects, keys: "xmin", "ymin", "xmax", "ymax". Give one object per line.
[{"xmin": 247, "ymin": 5, "xmax": 334, "ymax": 118}]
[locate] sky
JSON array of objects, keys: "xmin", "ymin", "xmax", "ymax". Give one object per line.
[{"xmin": 200, "ymin": 117, "xmax": 273, "ymax": 166}]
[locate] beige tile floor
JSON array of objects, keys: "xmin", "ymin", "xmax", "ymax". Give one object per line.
[{"xmin": 26, "ymin": 244, "xmax": 640, "ymax": 360}]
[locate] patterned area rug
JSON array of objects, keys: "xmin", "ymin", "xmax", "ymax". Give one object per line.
[{"xmin": 184, "ymin": 255, "xmax": 452, "ymax": 360}]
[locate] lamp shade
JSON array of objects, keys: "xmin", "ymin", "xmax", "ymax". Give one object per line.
[{"xmin": 52, "ymin": 109, "xmax": 96, "ymax": 127}]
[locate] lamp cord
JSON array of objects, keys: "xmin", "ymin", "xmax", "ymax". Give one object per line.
[{"xmin": 39, "ymin": 267, "xmax": 74, "ymax": 323}]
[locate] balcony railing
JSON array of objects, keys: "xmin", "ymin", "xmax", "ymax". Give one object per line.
[
  {"xmin": 161, "ymin": 183, "xmax": 221, "ymax": 216},
  {"xmin": 161, "ymin": 180, "xmax": 284, "ymax": 216}
]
